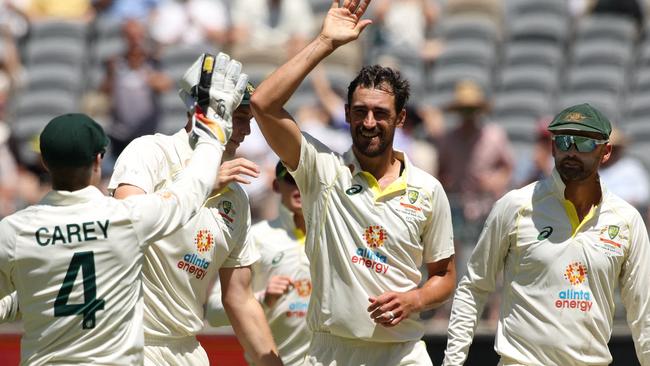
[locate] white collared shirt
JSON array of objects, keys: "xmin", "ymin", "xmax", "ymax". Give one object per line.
[
  {"xmin": 291, "ymin": 134, "xmax": 454, "ymax": 342},
  {"xmin": 109, "ymin": 129, "xmax": 258, "ymax": 341},
  {"xmin": 444, "ymin": 169, "xmax": 650, "ymax": 366},
  {"xmin": 0, "ymin": 138, "xmax": 222, "ymax": 365}
]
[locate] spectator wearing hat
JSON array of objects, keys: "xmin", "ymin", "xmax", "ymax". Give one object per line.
[
  {"xmin": 444, "ymin": 103, "xmax": 650, "ymax": 366},
  {"xmin": 599, "ymin": 128, "xmax": 650, "ymax": 210},
  {"xmin": 437, "ymin": 80, "xmax": 514, "ymax": 261}
]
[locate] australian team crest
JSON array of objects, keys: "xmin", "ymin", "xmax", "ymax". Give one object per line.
[
  {"xmin": 607, "ymin": 225, "xmax": 619, "ymax": 239},
  {"xmin": 222, "ymin": 200, "xmax": 232, "ymax": 215},
  {"xmin": 407, "ymin": 190, "xmax": 419, "ymax": 204}
]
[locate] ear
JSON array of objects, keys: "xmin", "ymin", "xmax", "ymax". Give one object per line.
[
  {"xmin": 344, "ymin": 104, "xmax": 350, "ymax": 124},
  {"xmin": 40, "ymin": 156, "xmax": 50, "ymax": 173},
  {"xmin": 600, "ymin": 143, "xmax": 612, "ymax": 164},
  {"xmin": 272, "ymin": 179, "xmax": 280, "ymax": 193},
  {"xmin": 396, "ymin": 108, "xmax": 406, "ymax": 128},
  {"xmin": 93, "ymin": 153, "xmax": 103, "ymax": 173}
]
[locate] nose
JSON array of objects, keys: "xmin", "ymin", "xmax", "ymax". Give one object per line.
[{"xmin": 363, "ymin": 111, "xmax": 377, "ymax": 129}]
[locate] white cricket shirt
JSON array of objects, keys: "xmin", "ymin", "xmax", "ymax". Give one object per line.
[
  {"xmin": 291, "ymin": 134, "xmax": 454, "ymax": 342},
  {"xmin": 444, "ymin": 169, "xmax": 650, "ymax": 366},
  {"xmin": 0, "ymin": 141, "xmax": 222, "ymax": 365},
  {"xmin": 109, "ymin": 129, "xmax": 258, "ymax": 342},
  {"xmin": 205, "ymin": 205, "xmax": 311, "ymax": 366}
]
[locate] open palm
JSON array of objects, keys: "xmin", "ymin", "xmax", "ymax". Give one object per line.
[{"xmin": 321, "ymin": 0, "xmax": 373, "ymax": 48}]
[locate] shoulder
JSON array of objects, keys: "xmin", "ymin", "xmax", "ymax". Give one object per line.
[{"xmin": 605, "ymin": 191, "xmax": 644, "ymax": 222}]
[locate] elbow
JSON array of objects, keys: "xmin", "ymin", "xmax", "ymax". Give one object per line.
[{"xmin": 249, "ymin": 92, "xmax": 267, "ymax": 117}]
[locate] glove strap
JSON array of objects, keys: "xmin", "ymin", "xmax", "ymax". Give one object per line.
[{"xmin": 195, "ymin": 107, "xmax": 226, "ymax": 144}]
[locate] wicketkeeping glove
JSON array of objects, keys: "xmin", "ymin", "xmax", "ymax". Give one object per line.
[{"xmin": 179, "ymin": 52, "xmax": 249, "ymax": 145}]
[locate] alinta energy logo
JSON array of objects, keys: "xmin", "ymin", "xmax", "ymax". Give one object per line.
[
  {"xmin": 350, "ymin": 225, "xmax": 390, "ymax": 274},
  {"xmin": 287, "ymin": 278, "xmax": 311, "ymax": 318},
  {"xmin": 554, "ymin": 261, "xmax": 593, "ymax": 312}
]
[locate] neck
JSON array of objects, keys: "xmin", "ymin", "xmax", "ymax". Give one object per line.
[
  {"xmin": 293, "ymin": 213, "xmax": 306, "ymax": 233},
  {"xmin": 563, "ymin": 175, "xmax": 602, "ymax": 221},
  {"xmin": 353, "ymin": 147, "xmax": 400, "ymax": 180}
]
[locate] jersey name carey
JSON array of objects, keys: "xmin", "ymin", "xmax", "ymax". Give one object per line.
[{"xmin": 35, "ymin": 220, "xmax": 110, "ymax": 246}]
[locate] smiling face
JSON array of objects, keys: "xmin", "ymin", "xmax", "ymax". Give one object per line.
[
  {"xmin": 552, "ymin": 130, "xmax": 612, "ymax": 183},
  {"xmin": 345, "ymin": 85, "xmax": 405, "ymax": 158},
  {"xmin": 224, "ymin": 105, "xmax": 253, "ymax": 157}
]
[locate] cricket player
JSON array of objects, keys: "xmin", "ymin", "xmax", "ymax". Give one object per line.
[
  {"xmin": 206, "ymin": 161, "xmax": 312, "ymax": 366},
  {"xmin": 443, "ymin": 104, "xmax": 650, "ymax": 366},
  {"xmin": 249, "ymin": 1, "xmax": 456, "ymax": 364},
  {"xmin": 0, "ymin": 58, "xmax": 246, "ymax": 366},
  {"xmin": 109, "ymin": 54, "xmax": 282, "ymax": 366}
]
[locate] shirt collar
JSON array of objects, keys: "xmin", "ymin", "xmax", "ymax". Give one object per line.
[
  {"xmin": 40, "ymin": 186, "xmax": 106, "ymax": 206},
  {"xmin": 342, "ymin": 148, "xmax": 421, "ymax": 198}
]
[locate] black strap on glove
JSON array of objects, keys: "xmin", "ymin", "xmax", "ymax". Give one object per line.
[{"xmin": 192, "ymin": 53, "xmax": 215, "ymax": 112}]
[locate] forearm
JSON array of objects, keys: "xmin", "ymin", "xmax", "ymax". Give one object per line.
[
  {"xmin": 411, "ymin": 264, "xmax": 456, "ymax": 311},
  {"xmin": 224, "ymin": 296, "xmax": 282, "ymax": 366}
]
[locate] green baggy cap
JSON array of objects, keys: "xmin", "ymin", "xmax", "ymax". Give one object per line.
[
  {"xmin": 40, "ymin": 113, "xmax": 109, "ymax": 167},
  {"xmin": 547, "ymin": 103, "xmax": 612, "ymax": 138},
  {"xmin": 275, "ymin": 160, "xmax": 289, "ymax": 179},
  {"xmin": 240, "ymin": 82, "xmax": 256, "ymax": 106}
]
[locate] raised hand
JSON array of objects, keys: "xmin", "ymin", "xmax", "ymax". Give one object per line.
[
  {"xmin": 179, "ymin": 53, "xmax": 249, "ymax": 145},
  {"xmin": 320, "ymin": 0, "xmax": 373, "ymax": 49}
]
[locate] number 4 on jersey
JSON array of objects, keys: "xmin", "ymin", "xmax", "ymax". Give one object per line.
[{"xmin": 54, "ymin": 251, "xmax": 105, "ymax": 329}]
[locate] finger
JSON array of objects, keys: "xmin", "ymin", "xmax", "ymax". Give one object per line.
[
  {"xmin": 354, "ymin": 19, "xmax": 373, "ymax": 34},
  {"xmin": 235, "ymin": 73, "xmax": 249, "ymax": 101},
  {"xmin": 354, "ymin": 0, "xmax": 371, "ymax": 18},
  {"xmin": 225, "ymin": 60, "xmax": 242, "ymax": 90},
  {"xmin": 330, "ymin": 0, "xmax": 339, "ymax": 9},
  {"xmin": 212, "ymin": 52, "xmax": 230, "ymax": 90},
  {"xmin": 345, "ymin": 0, "xmax": 359, "ymax": 12},
  {"xmin": 230, "ymin": 165, "xmax": 261, "ymax": 178}
]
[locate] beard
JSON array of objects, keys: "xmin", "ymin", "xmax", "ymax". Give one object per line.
[
  {"xmin": 556, "ymin": 156, "xmax": 596, "ymax": 182},
  {"xmin": 351, "ymin": 127, "xmax": 393, "ymax": 158}
]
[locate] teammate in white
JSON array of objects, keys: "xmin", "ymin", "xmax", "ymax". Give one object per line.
[
  {"xmin": 249, "ymin": 1, "xmax": 456, "ymax": 364},
  {"xmin": 0, "ymin": 62, "xmax": 245, "ymax": 366},
  {"xmin": 109, "ymin": 54, "xmax": 282, "ymax": 366},
  {"xmin": 207, "ymin": 161, "xmax": 312, "ymax": 366},
  {"xmin": 443, "ymin": 104, "xmax": 650, "ymax": 366}
]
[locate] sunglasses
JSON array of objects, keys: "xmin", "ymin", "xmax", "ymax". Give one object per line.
[{"xmin": 552, "ymin": 135, "xmax": 608, "ymax": 153}]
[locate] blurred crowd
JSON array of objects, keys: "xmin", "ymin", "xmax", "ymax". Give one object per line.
[{"xmin": 0, "ymin": 0, "xmax": 649, "ymax": 328}]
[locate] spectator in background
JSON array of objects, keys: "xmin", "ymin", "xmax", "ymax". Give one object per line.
[
  {"xmin": 100, "ymin": 19, "xmax": 172, "ymax": 161},
  {"xmin": 590, "ymin": 0, "xmax": 644, "ymax": 27},
  {"xmin": 443, "ymin": 0, "xmax": 503, "ymax": 26},
  {"xmin": 599, "ymin": 128, "xmax": 650, "ymax": 209},
  {"xmin": 27, "ymin": 0, "xmax": 95, "ymax": 21},
  {"xmin": 149, "ymin": 0, "xmax": 229, "ymax": 47},
  {"xmin": 438, "ymin": 80, "xmax": 514, "ymax": 251},
  {"xmin": 93, "ymin": 0, "xmax": 160, "ymax": 22},
  {"xmin": 373, "ymin": 0, "xmax": 442, "ymax": 64},
  {"xmin": 514, "ymin": 117, "xmax": 554, "ymax": 187},
  {"xmin": 0, "ymin": 0, "xmax": 30, "ymax": 39},
  {"xmin": 230, "ymin": 0, "xmax": 315, "ymax": 65}
]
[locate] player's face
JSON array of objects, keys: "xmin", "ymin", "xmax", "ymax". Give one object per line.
[
  {"xmin": 275, "ymin": 175, "xmax": 302, "ymax": 214},
  {"xmin": 346, "ymin": 86, "xmax": 405, "ymax": 158},
  {"xmin": 552, "ymin": 130, "xmax": 611, "ymax": 183},
  {"xmin": 225, "ymin": 105, "xmax": 253, "ymax": 156}
]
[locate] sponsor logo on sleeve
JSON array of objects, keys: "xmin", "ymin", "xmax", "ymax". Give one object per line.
[
  {"xmin": 554, "ymin": 261, "xmax": 592, "ymax": 312},
  {"xmin": 345, "ymin": 184, "xmax": 363, "ymax": 195},
  {"xmin": 537, "ymin": 226, "xmax": 553, "ymax": 240}
]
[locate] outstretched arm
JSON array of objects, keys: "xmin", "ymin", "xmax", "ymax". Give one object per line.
[
  {"xmin": 220, "ymin": 266, "xmax": 283, "ymax": 366},
  {"xmin": 250, "ymin": 0, "xmax": 373, "ymax": 170}
]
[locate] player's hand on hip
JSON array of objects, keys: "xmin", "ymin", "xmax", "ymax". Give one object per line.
[
  {"xmin": 180, "ymin": 52, "xmax": 249, "ymax": 145},
  {"xmin": 320, "ymin": 0, "xmax": 373, "ymax": 50},
  {"xmin": 367, "ymin": 291, "xmax": 420, "ymax": 327},
  {"xmin": 264, "ymin": 276, "xmax": 293, "ymax": 308},
  {"xmin": 213, "ymin": 158, "xmax": 260, "ymax": 192}
]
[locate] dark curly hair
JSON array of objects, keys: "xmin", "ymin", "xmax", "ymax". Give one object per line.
[{"xmin": 347, "ymin": 65, "xmax": 410, "ymax": 112}]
